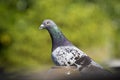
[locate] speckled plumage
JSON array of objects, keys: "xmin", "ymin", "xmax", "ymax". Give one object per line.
[
  {"xmin": 52, "ymin": 46, "xmax": 86, "ymax": 65},
  {"xmin": 39, "ymin": 19, "xmax": 103, "ymax": 71}
]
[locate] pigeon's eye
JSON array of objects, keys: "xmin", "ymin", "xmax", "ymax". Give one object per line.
[{"xmin": 46, "ymin": 21, "xmax": 50, "ymax": 25}]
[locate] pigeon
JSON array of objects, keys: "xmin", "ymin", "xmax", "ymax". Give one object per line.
[{"xmin": 39, "ymin": 19, "xmax": 109, "ymax": 73}]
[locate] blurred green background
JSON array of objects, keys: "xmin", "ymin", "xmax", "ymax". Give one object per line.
[{"xmin": 0, "ymin": 0, "xmax": 120, "ymax": 71}]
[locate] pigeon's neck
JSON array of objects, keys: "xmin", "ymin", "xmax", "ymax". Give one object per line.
[{"xmin": 47, "ymin": 26, "xmax": 72, "ymax": 51}]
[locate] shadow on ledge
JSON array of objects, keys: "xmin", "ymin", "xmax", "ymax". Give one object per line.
[{"xmin": 0, "ymin": 66, "xmax": 120, "ymax": 80}]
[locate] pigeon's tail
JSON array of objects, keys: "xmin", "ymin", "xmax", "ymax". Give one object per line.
[
  {"xmin": 78, "ymin": 60, "xmax": 112, "ymax": 76},
  {"xmin": 72, "ymin": 55, "xmax": 110, "ymax": 74}
]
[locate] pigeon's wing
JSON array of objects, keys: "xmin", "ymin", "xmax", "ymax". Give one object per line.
[{"xmin": 52, "ymin": 46, "xmax": 93, "ymax": 69}]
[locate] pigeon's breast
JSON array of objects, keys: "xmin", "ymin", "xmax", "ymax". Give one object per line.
[{"xmin": 52, "ymin": 46, "xmax": 87, "ymax": 66}]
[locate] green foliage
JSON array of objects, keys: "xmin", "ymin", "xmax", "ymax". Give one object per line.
[{"xmin": 0, "ymin": 0, "xmax": 120, "ymax": 70}]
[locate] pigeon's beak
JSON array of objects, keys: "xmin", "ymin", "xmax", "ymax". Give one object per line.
[{"xmin": 39, "ymin": 24, "xmax": 45, "ymax": 29}]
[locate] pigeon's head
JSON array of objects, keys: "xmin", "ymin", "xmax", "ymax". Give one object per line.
[{"xmin": 39, "ymin": 19, "xmax": 57, "ymax": 30}]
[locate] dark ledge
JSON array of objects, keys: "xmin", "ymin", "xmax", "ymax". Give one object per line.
[
  {"xmin": 0, "ymin": 66, "xmax": 120, "ymax": 80},
  {"xmin": 44, "ymin": 66, "xmax": 119, "ymax": 80},
  {"xmin": 45, "ymin": 66, "xmax": 79, "ymax": 80}
]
